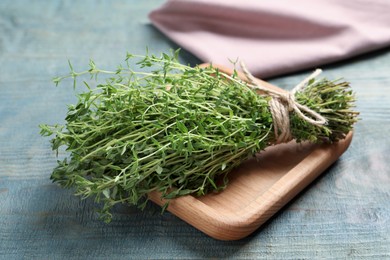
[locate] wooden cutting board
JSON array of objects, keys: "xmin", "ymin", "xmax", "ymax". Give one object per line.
[{"xmin": 149, "ymin": 65, "xmax": 353, "ymax": 241}]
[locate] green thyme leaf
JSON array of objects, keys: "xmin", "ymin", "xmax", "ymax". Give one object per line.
[{"xmin": 41, "ymin": 50, "xmax": 359, "ymax": 222}]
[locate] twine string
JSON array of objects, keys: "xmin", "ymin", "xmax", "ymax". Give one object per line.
[{"xmin": 240, "ymin": 62, "xmax": 327, "ymax": 143}]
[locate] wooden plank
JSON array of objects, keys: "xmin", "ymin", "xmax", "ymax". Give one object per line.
[
  {"xmin": 0, "ymin": 0, "xmax": 389, "ymax": 258},
  {"xmin": 149, "ymin": 64, "xmax": 354, "ymax": 240}
]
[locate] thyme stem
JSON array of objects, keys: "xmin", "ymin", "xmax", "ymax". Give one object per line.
[{"xmin": 40, "ymin": 50, "xmax": 359, "ymax": 222}]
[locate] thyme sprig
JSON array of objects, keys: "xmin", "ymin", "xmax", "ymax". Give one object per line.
[{"xmin": 40, "ymin": 50, "xmax": 358, "ymax": 222}]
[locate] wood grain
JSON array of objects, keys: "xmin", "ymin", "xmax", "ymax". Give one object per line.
[
  {"xmin": 0, "ymin": 0, "xmax": 389, "ymax": 258},
  {"xmin": 149, "ymin": 64, "xmax": 353, "ymax": 240}
]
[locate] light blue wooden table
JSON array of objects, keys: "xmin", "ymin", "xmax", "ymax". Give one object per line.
[{"xmin": 0, "ymin": 1, "xmax": 389, "ymax": 259}]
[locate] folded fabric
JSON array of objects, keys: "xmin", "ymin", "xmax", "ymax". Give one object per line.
[{"xmin": 149, "ymin": 0, "xmax": 390, "ymax": 78}]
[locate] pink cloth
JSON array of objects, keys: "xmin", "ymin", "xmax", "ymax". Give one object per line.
[{"xmin": 149, "ymin": 0, "xmax": 390, "ymax": 78}]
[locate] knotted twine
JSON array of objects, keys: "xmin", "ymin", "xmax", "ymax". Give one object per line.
[{"xmin": 240, "ymin": 62, "xmax": 327, "ymax": 144}]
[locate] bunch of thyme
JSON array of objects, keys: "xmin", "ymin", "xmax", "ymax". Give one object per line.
[{"xmin": 40, "ymin": 50, "xmax": 358, "ymax": 222}]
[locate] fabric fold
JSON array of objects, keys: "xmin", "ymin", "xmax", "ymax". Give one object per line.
[{"xmin": 149, "ymin": 0, "xmax": 390, "ymax": 78}]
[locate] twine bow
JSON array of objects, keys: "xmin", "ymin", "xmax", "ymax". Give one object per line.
[{"xmin": 240, "ymin": 62, "xmax": 327, "ymax": 143}]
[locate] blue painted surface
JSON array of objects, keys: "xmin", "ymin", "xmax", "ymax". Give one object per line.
[{"xmin": 0, "ymin": 0, "xmax": 389, "ymax": 259}]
